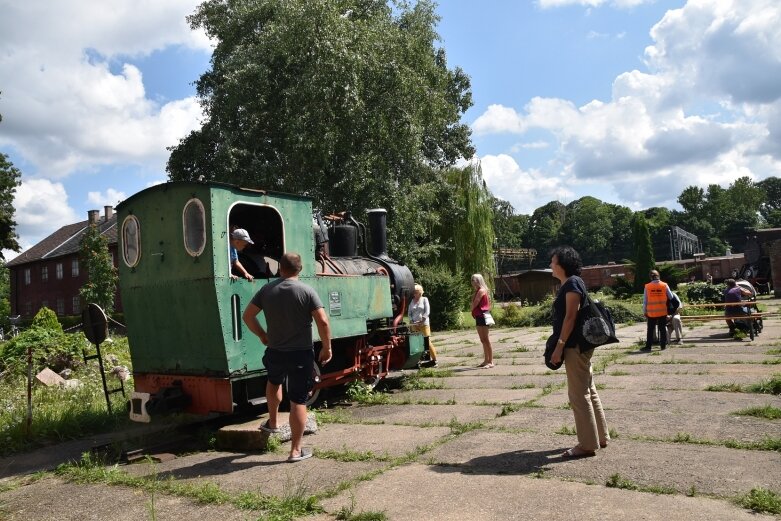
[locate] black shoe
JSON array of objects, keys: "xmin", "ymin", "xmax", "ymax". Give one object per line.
[
  {"xmin": 640, "ymin": 347, "xmax": 652, "ymax": 352},
  {"xmin": 420, "ymin": 359, "xmax": 437, "ymax": 368},
  {"xmin": 660, "ymin": 345, "xmax": 667, "ymax": 350}
]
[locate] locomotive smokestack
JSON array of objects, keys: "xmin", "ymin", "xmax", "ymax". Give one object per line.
[{"xmin": 367, "ymin": 209, "xmax": 389, "ymax": 260}]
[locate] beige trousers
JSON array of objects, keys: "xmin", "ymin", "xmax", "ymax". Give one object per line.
[
  {"xmin": 410, "ymin": 324, "xmax": 437, "ymax": 359},
  {"xmin": 563, "ymin": 347, "xmax": 609, "ymax": 451}
]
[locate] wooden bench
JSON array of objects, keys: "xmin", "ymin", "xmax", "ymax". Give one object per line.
[{"xmin": 677, "ymin": 302, "xmax": 778, "ymax": 340}]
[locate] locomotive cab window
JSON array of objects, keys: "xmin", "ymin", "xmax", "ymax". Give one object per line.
[
  {"xmin": 228, "ymin": 204, "xmax": 284, "ymax": 278},
  {"xmin": 183, "ymin": 198, "xmax": 207, "ymax": 256},
  {"xmin": 122, "ymin": 215, "xmax": 141, "ymax": 267}
]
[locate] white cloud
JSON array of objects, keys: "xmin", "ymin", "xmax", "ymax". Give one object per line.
[
  {"xmin": 473, "ymin": 0, "xmax": 781, "ymax": 211},
  {"xmin": 0, "ymin": 0, "xmax": 206, "ymax": 178},
  {"xmin": 479, "ymin": 154, "xmax": 573, "ymax": 215},
  {"xmin": 538, "ymin": 0, "xmax": 653, "ymax": 8},
  {"xmin": 87, "ymin": 189, "xmax": 127, "ymax": 207},
  {"xmin": 12, "ymin": 179, "xmax": 79, "ymax": 252}
]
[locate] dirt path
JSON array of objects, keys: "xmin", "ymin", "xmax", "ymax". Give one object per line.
[{"xmin": 2, "ymin": 299, "xmax": 780, "ymax": 520}]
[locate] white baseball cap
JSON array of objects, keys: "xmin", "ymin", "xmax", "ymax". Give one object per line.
[{"xmin": 230, "ymin": 228, "xmax": 254, "ymax": 244}]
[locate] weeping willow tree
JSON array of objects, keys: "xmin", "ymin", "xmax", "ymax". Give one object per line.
[{"xmin": 442, "ymin": 162, "xmax": 495, "ymax": 281}]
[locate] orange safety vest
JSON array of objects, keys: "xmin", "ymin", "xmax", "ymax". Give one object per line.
[{"xmin": 645, "ymin": 281, "xmax": 669, "ymax": 318}]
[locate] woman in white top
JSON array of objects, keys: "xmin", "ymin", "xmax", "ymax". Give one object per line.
[{"xmin": 409, "ymin": 284, "xmax": 437, "ymax": 367}]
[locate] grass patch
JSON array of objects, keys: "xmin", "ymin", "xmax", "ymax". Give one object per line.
[
  {"xmin": 732, "ymin": 405, "xmax": 781, "ymax": 420},
  {"xmin": 704, "ymin": 383, "xmax": 743, "ymax": 393},
  {"xmin": 0, "ymin": 336, "xmax": 134, "ymax": 456},
  {"xmin": 401, "ymin": 374, "xmax": 445, "ymax": 391},
  {"xmin": 736, "ymin": 488, "xmax": 781, "ymax": 515},
  {"xmin": 554, "ymin": 425, "xmax": 576, "ymax": 435},
  {"xmin": 766, "ymin": 349, "xmax": 781, "ymax": 356},
  {"xmin": 510, "ymin": 346, "xmax": 530, "ymax": 353},
  {"xmin": 605, "ymin": 474, "xmax": 675, "ymax": 495},
  {"xmin": 608, "ymin": 370, "xmax": 630, "ymax": 376},
  {"xmin": 345, "ymin": 381, "xmax": 391, "ymax": 405},
  {"xmin": 416, "ymin": 368, "xmax": 454, "ymax": 378},
  {"xmin": 746, "ymin": 375, "xmax": 781, "ymax": 395},
  {"xmin": 56, "ymin": 453, "xmax": 323, "ymax": 519},
  {"xmin": 447, "ymin": 418, "xmax": 485, "ymax": 436},
  {"xmin": 315, "ymin": 447, "xmax": 390, "ymax": 462},
  {"xmin": 510, "ymin": 383, "xmax": 535, "ymax": 389},
  {"xmin": 666, "ymin": 432, "xmax": 781, "ymax": 451}
]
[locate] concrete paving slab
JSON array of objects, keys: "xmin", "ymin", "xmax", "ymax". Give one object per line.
[
  {"xmin": 123, "ymin": 449, "xmax": 386, "ymax": 497},
  {"xmin": 0, "ymin": 478, "xmax": 251, "ymax": 521},
  {"xmin": 391, "ymin": 387, "xmax": 539, "ymax": 405},
  {"xmin": 425, "ymin": 431, "xmax": 781, "ymax": 497},
  {"xmin": 340, "ymin": 403, "xmax": 503, "ymax": 426},
  {"xmin": 536, "ymin": 388, "xmax": 781, "ymax": 414},
  {"xmin": 415, "ymin": 374, "xmax": 565, "ymax": 389},
  {"xmin": 492, "ymin": 405, "xmax": 781, "ymax": 442},
  {"xmin": 596, "ymin": 372, "xmax": 777, "ymax": 391},
  {"xmin": 319, "ymin": 463, "xmax": 778, "ymax": 521}
]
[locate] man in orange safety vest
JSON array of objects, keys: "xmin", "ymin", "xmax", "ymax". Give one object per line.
[{"xmin": 642, "ymin": 270, "xmax": 674, "ymax": 352}]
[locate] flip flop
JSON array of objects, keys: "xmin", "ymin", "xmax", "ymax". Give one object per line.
[
  {"xmin": 561, "ymin": 448, "xmax": 596, "ymax": 459},
  {"xmin": 258, "ymin": 420, "xmax": 280, "ymax": 434},
  {"xmin": 287, "ymin": 448, "xmax": 313, "ymax": 463}
]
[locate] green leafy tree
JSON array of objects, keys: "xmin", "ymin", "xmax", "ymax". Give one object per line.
[
  {"xmin": 491, "ymin": 197, "xmax": 528, "ymax": 249},
  {"xmin": 631, "ymin": 213, "xmax": 655, "ymax": 293},
  {"xmin": 757, "ymin": 176, "xmax": 781, "ymax": 227},
  {"xmin": 0, "ymin": 260, "xmax": 9, "ymax": 328},
  {"xmin": 167, "ymin": 0, "xmax": 474, "ymax": 266},
  {"xmin": 79, "ymin": 224, "xmax": 118, "ymax": 316},
  {"xmin": 526, "ymin": 201, "xmax": 566, "ymax": 265},
  {"xmin": 0, "ymin": 153, "xmax": 22, "ymax": 257},
  {"xmin": 560, "ymin": 196, "xmax": 613, "ymax": 265},
  {"xmin": 607, "ymin": 204, "xmax": 634, "ymax": 264}
]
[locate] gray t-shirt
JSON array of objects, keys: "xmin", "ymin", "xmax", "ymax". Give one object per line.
[{"xmin": 250, "ymin": 278, "xmax": 324, "ymax": 351}]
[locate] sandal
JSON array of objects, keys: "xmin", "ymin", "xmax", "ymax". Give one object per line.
[
  {"xmin": 258, "ymin": 420, "xmax": 280, "ymax": 434},
  {"xmin": 287, "ymin": 448, "xmax": 313, "ymax": 463},
  {"xmin": 561, "ymin": 447, "xmax": 596, "ymax": 459}
]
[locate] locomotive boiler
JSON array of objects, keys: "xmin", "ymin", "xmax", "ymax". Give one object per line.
[{"xmin": 117, "ymin": 181, "xmax": 423, "ymax": 422}]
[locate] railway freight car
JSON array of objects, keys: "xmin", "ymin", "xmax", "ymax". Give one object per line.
[{"xmin": 117, "ymin": 181, "xmax": 423, "ymax": 422}]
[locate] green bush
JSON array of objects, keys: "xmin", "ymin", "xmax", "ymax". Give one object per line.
[
  {"xmin": 32, "ymin": 307, "xmax": 63, "ymax": 334},
  {"xmin": 611, "ymin": 276, "xmax": 636, "ymax": 299},
  {"xmin": 413, "ymin": 265, "xmax": 470, "ymax": 331},
  {"xmin": 680, "ymin": 281, "xmax": 725, "ymax": 304},
  {"xmin": 0, "ymin": 328, "xmax": 86, "ymax": 375}
]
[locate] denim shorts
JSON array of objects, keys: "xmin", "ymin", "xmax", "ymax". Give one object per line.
[{"xmin": 262, "ymin": 348, "xmax": 315, "ymax": 405}]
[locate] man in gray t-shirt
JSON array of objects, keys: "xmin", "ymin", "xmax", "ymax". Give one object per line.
[{"xmin": 243, "ymin": 252, "xmax": 332, "ymax": 462}]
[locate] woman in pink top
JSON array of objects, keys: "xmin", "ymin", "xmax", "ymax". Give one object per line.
[{"xmin": 471, "ymin": 273, "xmax": 494, "ymax": 368}]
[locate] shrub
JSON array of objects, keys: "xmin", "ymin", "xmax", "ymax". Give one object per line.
[
  {"xmin": 31, "ymin": 307, "xmax": 63, "ymax": 334},
  {"xmin": 611, "ymin": 276, "xmax": 636, "ymax": 299},
  {"xmin": 681, "ymin": 281, "xmax": 725, "ymax": 304},
  {"xmin": 496, "ymin": 303, "xmax": 525, "ymax": 327},
  {"xmin": 0, "ymin": 329, "xmax": 85, "ymax": 375},
  {"xmin": 413, "ymin": 265, "xmax": 469, "ymax": 331}
]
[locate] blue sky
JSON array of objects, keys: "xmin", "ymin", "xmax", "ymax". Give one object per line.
[{"xmin": 1, "ymin": 0, "xmax": 780, "ymax": 258}]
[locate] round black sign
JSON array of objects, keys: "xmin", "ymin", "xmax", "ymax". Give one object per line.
[{"xmin": 82, "ymin": 303, "xmax": 108, "ymax": 345}]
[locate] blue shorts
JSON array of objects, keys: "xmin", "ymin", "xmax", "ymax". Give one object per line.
[{"xmin": 262, "ymin": 348, "xmax": 315, "ymax": 405}]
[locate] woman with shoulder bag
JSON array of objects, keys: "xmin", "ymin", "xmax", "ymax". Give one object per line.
[
  {"xmin": 471, "ymin": 273, "xmax": 494, "ymax": 368},
  {"xmin": 549, "ymin": 246, "xmax": 609, "ymax": 458}
]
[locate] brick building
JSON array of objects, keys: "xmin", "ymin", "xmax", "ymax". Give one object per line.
[{"xmin": 6, "ymin": 207, "xmax": 120, "ymax": 320}]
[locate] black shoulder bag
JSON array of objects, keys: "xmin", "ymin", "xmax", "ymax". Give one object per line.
[{"xmin": 577, "ymin": 291, "xmax": 619, "ymax": 351}]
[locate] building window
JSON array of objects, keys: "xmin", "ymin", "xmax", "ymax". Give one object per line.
[
  {"xmin": 56, "ymin": 263, "xmax": 63, "ymax": 280},
  {"xmin": 56, "ymin": 298, "xmax": 65, "ymax": 316},
  {"xmin": 72, "ymin": 296, "xmax": 81, "ymax": 315},
  {"xmin": 41, "ymin": 266, "xmax": 48, "ymax": 283},
  {"xmin": 72, "ymin": 259, "xmax": 79, "ymax": 277},
  {"xmin": 24, "ymin": 268, "xmax": 31, "ymax": 285},
  {"xmin": 121, "ymin": 215, "xmax": 141, "ymax": 267},
  {"xmin": 183, "ymin": 198, "xmax": 207, "ymax": 256}
]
